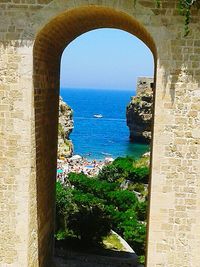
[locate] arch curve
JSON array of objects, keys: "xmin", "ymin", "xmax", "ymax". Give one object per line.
[
  {"xmin": 33, "ymin": 5, "xmax": 156, "ymax": 266},
  {"xmin": 34, "ymin": 5, "xmax": 157, "ymax": 59}
]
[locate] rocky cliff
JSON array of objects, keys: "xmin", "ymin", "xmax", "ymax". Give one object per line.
[
  {"xmin": 126, "ymin": 78, "xmax": 153, "ymax": 144},
  {"xmin": 58, "ymin": 97, "xmax": 74, "ymax": 158}
]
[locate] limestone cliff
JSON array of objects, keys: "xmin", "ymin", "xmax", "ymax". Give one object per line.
[
  {"xmin": 58, "ymin": 97, "xmax": 74, "ymax": 158},
  {"xmin": 126, "ymin": 77, "xmax": 153, "ymax": 144}
]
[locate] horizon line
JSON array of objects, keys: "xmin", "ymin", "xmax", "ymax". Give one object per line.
[{"xmin": 60, "ymin": 87, "xmax": 136, "ymax": 92}]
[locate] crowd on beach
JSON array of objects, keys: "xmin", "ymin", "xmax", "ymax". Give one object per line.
[{"xmin": 56, "ymin": 155, "xmax": 114, "ymax": 183}]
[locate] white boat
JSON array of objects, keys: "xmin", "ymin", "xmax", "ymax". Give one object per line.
[{"xmin": 93, "ymin": 114, "xmax": 103, "ymax": 118}]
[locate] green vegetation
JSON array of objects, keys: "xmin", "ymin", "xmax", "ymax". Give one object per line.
[
  {"xmin": 103, "ymin": 233, "xmax": 124, "ymax": 251},
  {"xmin": 55, "ymin": 156, "xmax": 149, "ymax": 263},
  {"xmin": 168, "ymin": 0, "xmax": 199, "ymax": 36},
  {"xmin": 134, "ymin": 0, "xmax": 200, "ymax": 36},
  {"xmin": 98, "ymin": 156, "xmax": 149, "ymax": 184}
]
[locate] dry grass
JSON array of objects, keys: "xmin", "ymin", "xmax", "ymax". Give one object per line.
[{"xmin": 103, "ymin": 233, "xmax": 124, "ymax": 251}]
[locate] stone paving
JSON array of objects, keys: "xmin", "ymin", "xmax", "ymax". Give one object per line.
[{"xmin": 54, "ymin": 249, "xmax": 139, "ymax": 267}]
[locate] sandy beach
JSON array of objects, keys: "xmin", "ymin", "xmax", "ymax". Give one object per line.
[{"xmin": 57, "ymin": 155, "xmax": 114, "ymax": 183}]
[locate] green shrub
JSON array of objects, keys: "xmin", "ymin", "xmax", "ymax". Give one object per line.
[
  {"xmin": 119, "ymin": 218, "xmax": 146, "ymax": 256},
  {"xmin": 68, "ymin": 172, "xmax": 118, "ymax": 197},
  {"xmin": 128, "ymin": 166, "xmax": 149, "ymax": 184},
  {"xmin": 55, "ymin": 156, "xmax": 149, "ymax": 258},
  {"xmin": 113, "ymin": 156, "xmax": 135, "ymax": 171},
  {"xmin": 107, "ymin": 190, "xmax": 138, "ymax": 211},
  {"xmin": 134, "ymin": 201, "xmax": 148, "ymax": 222},
  {"xmin": 68, "ymin": 203, "xmax": 111, "ymax": 245},
  {"xmin": 98, "ymin": 164, "xmax": 125, "ymax": 183},
  {"xmin": 98, "ymin": 156, "xmax": 149, "ymax": 184},
  {"xmin": 55, "ymin": 181, "xmax": 112, "ymax": 246},
  {"xmin": 55, "ymin": 181, "xmax": 77, "ymax": 233}
]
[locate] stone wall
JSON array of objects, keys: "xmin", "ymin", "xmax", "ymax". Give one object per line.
[{"xmin": 0, "ymin": 1, "xmax": 200, "ymax": 267}]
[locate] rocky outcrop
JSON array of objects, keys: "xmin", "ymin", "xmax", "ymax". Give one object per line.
[
  {"xmin": 126, "ymin": 78, "xmax": 153, "ymax": 144},
  {"xmin": 58, "ymin": 97, "xmax": 74, "ymax": 158}
]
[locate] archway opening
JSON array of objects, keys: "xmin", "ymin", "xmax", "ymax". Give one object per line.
[
  {"xmin": 33, "ymin": 6, "xmax": 157, "ymax": 266},
  {"xmin": 56, "ymin": 28, "xmax": 154, "ymax": 266}
]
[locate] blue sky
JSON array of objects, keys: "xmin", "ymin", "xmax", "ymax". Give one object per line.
[{"xmin": 60, "ymin": 28, "xmax": 154, "ymax": 91}]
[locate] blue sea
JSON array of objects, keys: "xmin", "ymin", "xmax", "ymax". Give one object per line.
[{"xmin": 60, "ymin": 88, "xmax": 149, "ymax": 160}]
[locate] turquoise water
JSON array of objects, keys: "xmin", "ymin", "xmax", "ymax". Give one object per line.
[{"xmin": 60, "ymin": 88, "xmax": 149, "ymax": 160}]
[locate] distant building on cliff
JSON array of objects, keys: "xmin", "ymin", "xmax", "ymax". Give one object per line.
[
  {"xmin": 126, "ymin": 77, "xmax": 154, "ymax": 143},
  {"xmin": 136, "ymin": 77, "xmax": 154, "ymax": 95}
]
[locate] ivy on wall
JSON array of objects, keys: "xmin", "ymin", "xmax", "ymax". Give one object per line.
[
  {"xmin": 135, "ymin": 0, "xmax": 199, "ymax": 36},
  {"xmin": 176, "ymin": 0, "xmax": 199, "ymax": 36}
]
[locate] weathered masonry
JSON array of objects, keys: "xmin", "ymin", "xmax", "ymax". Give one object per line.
[{"xmin": 0, "ymin": 1, "xmax": 200, "ymax": 266}]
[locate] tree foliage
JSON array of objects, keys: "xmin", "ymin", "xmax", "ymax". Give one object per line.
[
  {"xmin": 56, "ymin": 180, "xmax": 112, "ymax": 245},
  {"xmin": 55, "ymin": 156, "xmax": 149, "ymax": 261},
  {"xmin": 98, "ymin": 156, "xmax": 149, "ymax": 184},
  {"xmin": 68, "ymin": 203, "xmax": 111, "ymax": 245}
]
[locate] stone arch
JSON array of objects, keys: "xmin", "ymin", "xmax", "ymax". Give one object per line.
[
  {"xmin": 1, "ymin": 1, "xmax": 200, "ymax": 266},
  {"xmin": 33, "ymin": 5, "xmax": 157, "ymax": 266}
]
